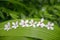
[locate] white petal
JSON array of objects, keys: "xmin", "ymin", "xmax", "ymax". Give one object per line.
[
  {"xmin": 4, "ymin": 24, "xmax": 8, "ymax": 28},
  {"xmin": 22, "ymin": 25, "xmax": 25, "ymax": 27},
  {"xmin": 40, "ymin": 24, "xmax": 43, "ymax": 28},
  {"xmin": 16, "ymin": 25, "xmax": 18, "ymax": 27},
  {"xmin": 51, "ymin": 27, "xmax": 54, "ymax": 30},
  {"xmin": 51, "ymin": 23, "xmax": 54, "ymax": 26},
  {"xmin": 30, "ymin": 19, "xmax": 34, "ymax": 22},
  {"xmin": 40, "ymin": 18, "xmax": 44, "ymax": 22},
  {"xmin": 12, "ymin": 22, "xmax": 15, "ymax": 25},
  {"xmin": 25, "ymin": 20, "xmax": 28, "ymax": 23},
  {"xmin": 8, "ymin": 22, "xmax": 10, "ymax": 25},
  {"xmin": 34, "ymin": 22, "xmax": 37, "ymax": 24},
  {"xmin": 6, "ymin": 28, "xmax": 10, "ymax": 31},
  {"xmin": 16, "ymin": 21, "xmax": 18, "ymax": 25},
  {"xmin": 47, "ymin": 27, "xmax": 50, "ymax": 30},
  {"xmin": 19, "ymin": 23, "xmax": 22, "ymax": 25},
  {"xmin": 26, "ymin": 24, "xmax": 29, "ymax": 27},
  {"xmin": 14, "ymin": 27, "xmax": 17, "ymax": 29},
  {"xmin": 4, "ymin": 28, "xmax": 7, "ymax": 30},
  {"xmin": 37, "ymin": 24, "xmax": 39, "ymax": 27},
  {"xmin": 33, "ymin": 25, "xmax": 36, "ymax": 28},
  {"xmin": 44, "ymin": 25, "xmax": 47, "ymax": 27},
  {"xmin": 12, "ymin": 26, "xmax": 15, "ymax": 28},
  {"xmin": 48, "ymin": 22, "xmax": 51, "ymax": 24}
]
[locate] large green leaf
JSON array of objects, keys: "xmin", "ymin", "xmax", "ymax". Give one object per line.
[{"xmin": 0, "ymin": 19, "xmax": 60, "ymax": 40}]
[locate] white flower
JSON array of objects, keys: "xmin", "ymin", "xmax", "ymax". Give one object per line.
[
  {"xmin": 29, "ymin": 19, "xmax": 34, "ymax": 26},
  {"xmin": 29, "ymin": 19, "xmax": 37, "ymax": 28},
  {"xmin": 37, "ymin": 22, "xmax": 45, "ymax": 28},
  {"xmin": 19, "ymin": 19, "xmax": 25, "ymax": 27},
  {"xmin": 33, "ymin": 21, "xmax": 37, "ymax": 28},
  {"xmin": 12, "ymin": 22, "xmax": 16, "ymax": 29},
  {"xmin": 4, "ymin": 22, "xmax": 11, "ymax": 31},
  {"xmin": 37, "ymin": 18, "xmax": 45, "ymax": 28},
  {"xmin": 19, "ymin": 20, "xmax": 24, "ymax": 25},
  {"xmin": 46, "ymin": 22, "xmax": 54, "ymax": 30},
  {"xmin": 12, "ymin": 21, "xmax": 18, "ymax": 29},
  {"xmin": 19, "ymin": 19, "xmax": 29, "ymax": 27},
  {"xmin": 16, "ymin": 21, "xmax": 18, "ymax": 27},
  {"xmin": 24, "ymin": 20, "xmax": 29, "ymax": 27}
]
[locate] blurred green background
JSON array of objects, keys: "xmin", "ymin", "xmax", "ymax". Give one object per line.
[{"xmin": 0, "ymin": 0, "xmax": 60, "ymax": 40}]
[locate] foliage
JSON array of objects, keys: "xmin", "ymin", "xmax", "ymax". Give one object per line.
[{"xmin": 0, "ymin": 0, "xmax": 60, "ymax": 26}]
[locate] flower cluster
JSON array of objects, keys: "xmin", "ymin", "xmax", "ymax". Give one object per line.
[{"xmin": 4, "ymin": 18, "xmax": 54, "ymax": 31}]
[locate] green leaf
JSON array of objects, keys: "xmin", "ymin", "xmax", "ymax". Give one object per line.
[
  {"xmin": 0, "ymin": 19, "xmax": 60, "ymax": 40},
  {"xmin": 0, "ymin": 11, "xmax": 5, "ymax": 20}
]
